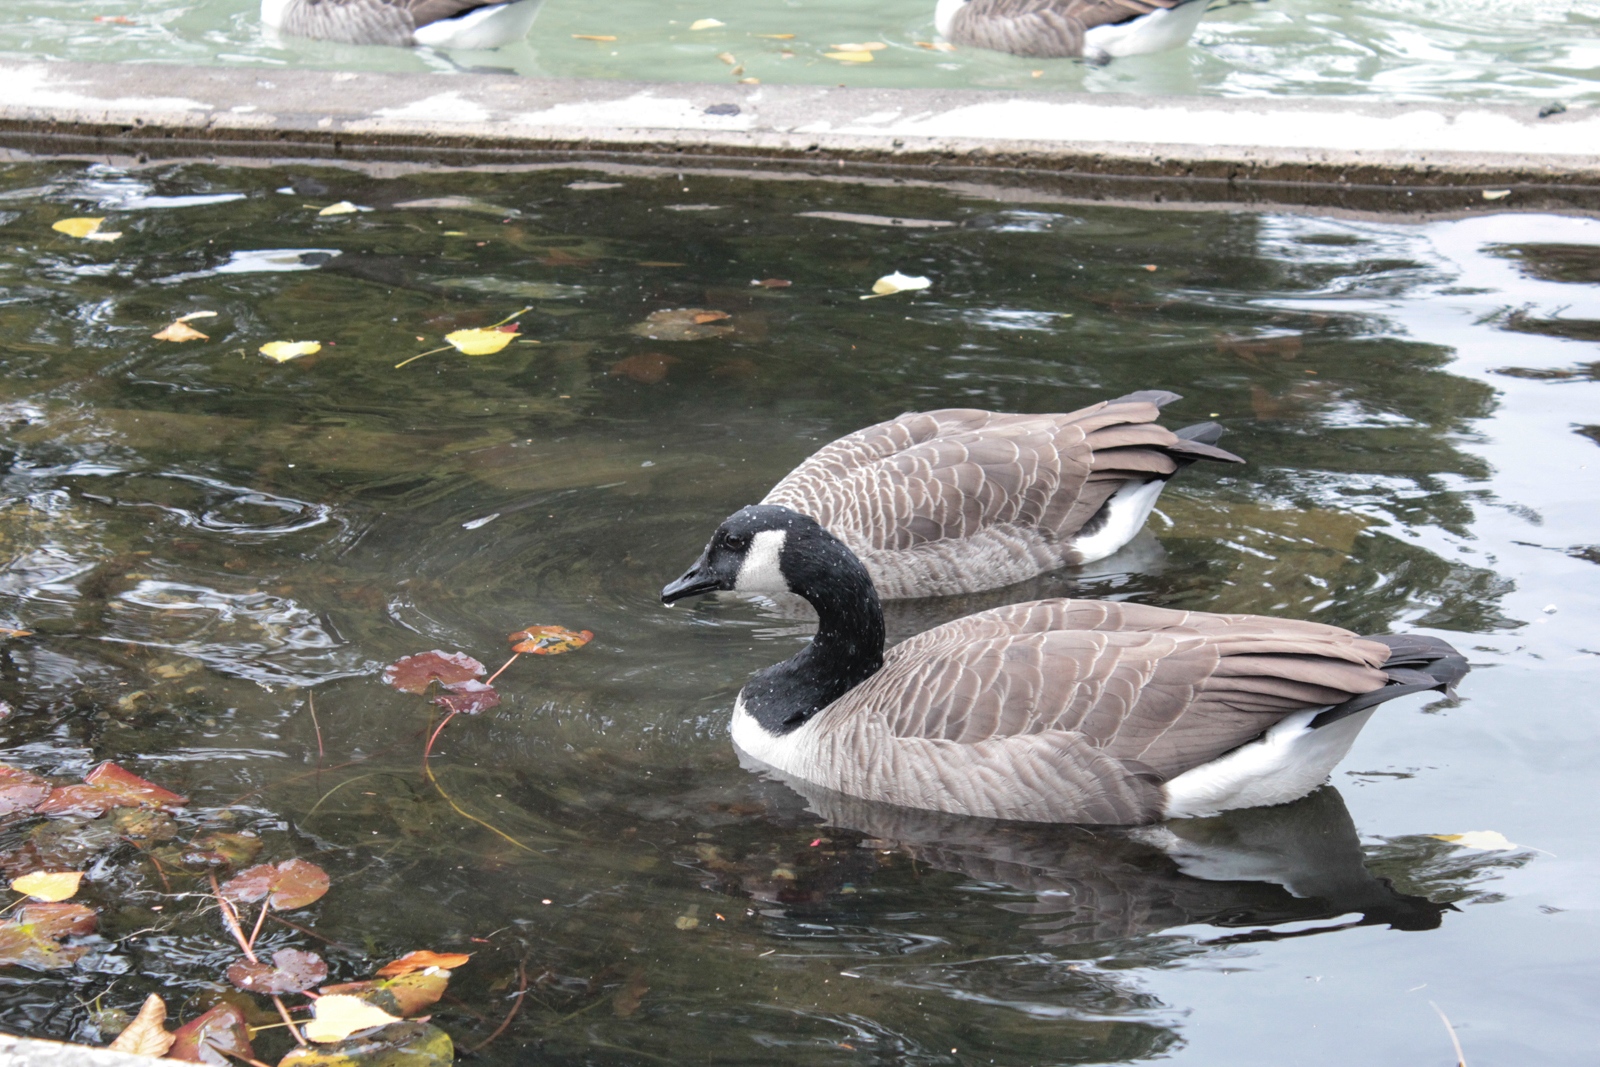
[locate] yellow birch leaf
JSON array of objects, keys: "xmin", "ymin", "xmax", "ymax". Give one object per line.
[
  {"xmin": 444, "ymin": 327, "xmax": 517, "ymax": 356},
  {"xmin": 690, "ymin": 18, "xmax": 724, "ymax": 30},
  {"xmin": 830, "ymin": 42, "xmax": 887, "ymax": 51},
  {"xmin": 260, "ymin": 341, "xmax": 322, "ymax": 362},
  {"xmin": 756, "ymin": 34, "xmax": 796, "ymax": 39},
  {"xmin": 11, "ymin": 871, "xmax": 84, "ymax": 902},
  {"xmin": 825, "ymin": 50, "xmax": 874, "ymax": 63},
  {"xmin": 52, "ymin": 217, "xmax": 105, "ymax": 238},
  {"xmin": 107, "ymin": 993, "xmax": 174, "ymax": 1056},
  {"xmin": 304, "ymin": 994, "xmax": 403, "ymax": 1044},
  {"xmin": 572, "ymin": 34, "xmax": 617, "ymax": 41},
  {"xmin": 318, "ymin": 201, "xmax": 363, "ymax": 216},
  {"xmin": 915, "ymin": 41, "xmax": 956, "ymax": 51},
  {"xmin": 153, "ymin": 321, "xmax": 209, "ymax": 343},
  {"xmin": 716, "ymin": 51, "xmax": 736, "ymax": 64}
]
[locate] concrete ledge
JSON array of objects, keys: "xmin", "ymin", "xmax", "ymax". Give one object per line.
[
  {"xmin": 0, "ymin": 1034, "xmax": 156, "ymax": 1067},
  {"xmin": 2, "ymin": 60, "xmax": 1598, "ymax": 213}
]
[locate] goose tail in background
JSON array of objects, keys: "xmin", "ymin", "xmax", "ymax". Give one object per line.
[{"xmin": 1311, "ymin": 634, "xmax": 1469, "ymax": 728}]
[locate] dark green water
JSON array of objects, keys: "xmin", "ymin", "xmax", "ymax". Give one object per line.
[{"xmin": 0, "ymin": 159, "xmax": 1597, "ymax": 1065}]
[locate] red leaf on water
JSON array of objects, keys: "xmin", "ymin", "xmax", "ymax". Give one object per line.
[
  {"xmin": 227, "ymin": 947, "xmax": 328, "ymax": 994},
  {"xmin": 0, "ymin": 764, "xmax": 51, "ymax": 817},
  {"xmin": 220, "ymin": 858, "xmax": 330, "ymax": 910},
  {"xmin": 32, "ymin": 761, "xmax": 187, "ymax": 817},
  {"xmin": 168, "ymin": 1003, "xmax": 256, "ymax": 1066},
  {"xmin": 508, "ymin": 626, "xmax": 593, "ymax": 656},
  {"xmin": 431, "ymin": 680, "xmax": 500, "ymax": 715},
  {"xmin": 382, "ymin": 651, "xmax": 485, "ymax": 694},
  {"xmin": 374, "ymin": 950, "xmax": 472, "ymax": 978},
  {"xmin": 495, "ymin": 323, "xmax": 521, "ymax": 333}
]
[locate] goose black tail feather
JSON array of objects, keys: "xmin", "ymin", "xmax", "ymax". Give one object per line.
[
  {"xmin": 1168, "ymin": 421, "xmax": 1246, "ymax": 465},
  {"xmin": 1311, "ymin": 634, "xmax": 1468, "ymax": 729}
]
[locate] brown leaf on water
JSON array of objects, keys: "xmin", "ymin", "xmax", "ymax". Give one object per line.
[
  {"xmin": 611, "ymin": 967, "xmax": 649, "ymax": 1018},
  {"xmin": 33, "ymin": 761, "xmax": 188, "ymax": 817},
  {"xmin": 153, "ymin": 321, "xmax": 209, "ymax": 343},
  {"xmin": 0, "ymin": 902, "xmax": 98, "ymax": 970},
  {"xmin": 219, "ymin": 858, "xmax": 330, "ymax": 910},
  {"xmin": 609, "ymin": 353, "xmax": 679, "ymax": 384},
  {"xmin": 107, "ymin": 994, "xmax": 174, "ymax": 1056},
  {"xmin": 382, "ymin": 651, "xmax": 486, "ymax": 694},
  {"xmin": 0, "ymin": 764, "xmax": 51, "ymax": 817},
  {"xmin": 168, "ymin": 1002, "xmax": 255, "ymax": 1066},
  {"xmin": 227, "ymin": 947, "xmax": 328, "ymax": 994},
  {"xmin": 375, "ymin": 950, "xmax": 472, "ymax": 978},
  {"xmin": 431, "ymin": 680, "xmax": 500, "ymax": 716},
  {"xmin": 508, "ymin": 625, "xmax": 594, "ymax": 656},
  {"xmin": 630, "ymin": 308, "xmax": 735, "ymax": 342},
  {"xmin": 321, "ymin": 971, "xmax": 449, "ymax": 1017}
]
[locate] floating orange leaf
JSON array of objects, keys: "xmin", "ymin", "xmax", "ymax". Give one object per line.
[
  {"xmin": 375, "ymin": 950, "xmax": 473, "ymax": 978},
  {"xmin": 509, "ymin": 626, "xmax": 593, "ymax": 656},
  {"xmin": 108, "ymin": 993, "xmax": 173, "ymax": 1056},
  {"xmin": 153, "ymin": 320, "xmax": 209, "ymax": 342},
  {"xmin": 219, "ymin": 858, "xmax": 330, "ymax": 910},
  {"xmin": 33, "ymin": 761, "xmax": 188, "ymax": 817},
  {"xmin": 382, "ymin": 651, "xmax": 486, "ymax": 694},
  {"xmin": 322, "ymin": 971, "xmax": 449, "ymax": 1016}
]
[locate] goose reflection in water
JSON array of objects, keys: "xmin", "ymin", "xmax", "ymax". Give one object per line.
[{"xmin": 714, "ymin": 773, "xmax": 1451, "ymax": 945}]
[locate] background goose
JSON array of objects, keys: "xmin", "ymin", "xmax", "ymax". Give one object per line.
[
  {"xmin": 662, "ymin": 505, "xmax": 1467, "ymax": 826},
  {"xmin": 261, "ymin": 0, "xmax": 546, "ymax": 49},
  {"xmin": 934, "ymin": 0, "xmax": 1211, "ymax": 60},
  {"xmin": 760, "ymin": 390, "xmax": 1243, "ymax": 599}
]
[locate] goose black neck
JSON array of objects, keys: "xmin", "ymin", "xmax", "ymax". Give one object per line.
[{"xmin": 740, "ymin": 530, "xmax": 886, "ymax": 737}]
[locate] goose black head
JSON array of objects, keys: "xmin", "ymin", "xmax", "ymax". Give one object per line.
[{"xmin": 661, "ymin": 505, "xmax": 823, "ymax": 604}]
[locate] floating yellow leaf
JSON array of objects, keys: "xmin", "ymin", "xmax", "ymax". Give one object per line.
[
  {"xmin": 153, "ymin": 321, "xmax": 209, "ymax": 343},
  {"xmin": 1429, "ymin": 830, "xmax": 1519, "ymax": 851},
  {"xmin": 318, "ymin": 201, "xmax": 364, "ymax": 216},
  {"xmin": 825, "ymin": 50, "xmax": 874, "ymax": 63},
  {"xmin": 11, "ymin": 871, "xmax": 83, "ymax": 902},
  {"xmin": 52, "ymin": 217, "xmax": 105, "ymax": 238},
  {"xmin": 260, "ymin": 341, "xmax": 321, "ymax": 362},
  {"xmin": 716, "ymin": 51, "xmax": 736, "ymax": 65},
  {"xmin": 572, "ymin": 34, "xmax": 617, "ymax": 41},
  {"xmin": 831, "ymin": 42, "xmax": 886, "ymax": 51},
  {"xmin": 445, "ymin": 327, "xmax": 517, "ymax": 356},
  {"xmin": 756, "ymin": 33, "xmax": 795, "ymax": 39},
  {"xmin": 864, "ymin": 271, "xmax": 932, "ymax": 298},
  {"xmin": 0, "ymin": 628, "xmax": 32, "ymax": 638},
  {"xmin": 915, "ymin": 40, "xmax": 956, "ymax": 51},
  {"xmin": 690, "ymin": 18, "xmax": 724, "ymax": 30},
  {"xmin": 304, "ymin": 994, "xmax": 403, "ymax": 1044},
  {"xmin": 107, "ymin": 994, "xmax": 174, "ymax": 1057}
]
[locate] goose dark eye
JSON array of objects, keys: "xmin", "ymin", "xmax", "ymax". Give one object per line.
[{"xmin": 724, "ymin": 533, "xmax": 749, "ymax": 550}]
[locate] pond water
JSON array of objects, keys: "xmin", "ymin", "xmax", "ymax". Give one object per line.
[
  {"xmin": 2, "ymin": 0, "xmax": 1596, "ymax": 106},
  {"xmin": 0, "ymin": 159, "xmax": 1597, "ymax": 1065}
]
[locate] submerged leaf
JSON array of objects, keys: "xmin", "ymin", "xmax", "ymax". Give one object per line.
[
  {"xmin": 220, "ymin": 858, "xmax": 330, "ymax": 910},
  {"xmin": 107, "ymin": 993, "xmax": 174, "ymax": 1056},
  {"xmin": 321, "ymin": 971, "xmax": 449, "ymax": 1017},
  {"xmin": 227, "ymin": 947, "xmax": 328, "ymax": 994},
  {"xmin": 444, "ymin": 326, "xmax": 518, "ymax": 356},
  {"xmin": 153, "ymin": 320, "xmax": 209, "ymax": 342},
  {"xmin": 630, "ymin": 308, "xmax": 734, "ymax": 342},
  {"xmin": 280, "ymin": 1021, "xmax": 452, "ymax": 1067},
  {"xmin": 10, "ymin": 871, "xmax": 84, "ymax": 902},
  {"xmin": 260, "ymin": 340, "xmax": 321, "ymax": 362},
  {"xmin": 509, "ymin": 625, "xmax": 594, "ymax": 656},
  {"xmin": 168, "ymin": 1002, "xmax": 255, "ymax": 1066},
  {"xmin": 375, "ymin": 950, "xmax": 472, "ymax": 978},
  {"xmin": 303, "ymin": 994, "xmax": 404, "ymax": 1044},
  {"xmin": 609, "ymin": 352, "xmax": 678, "ymax": 384},
  {"xmin": 0, "ymin": 902, "xmax": 97, "ymax": 970},
  {"xmin": 382, "ymin": 651, "xmax": 486, "ymax": 694},
  {"xmin": 431, "ymin": 680, "xmax": 500, "ymax": 716},
  {"xmin": 33, "ymin": 761, "xmax": 188, "ymax": 817},
  {"xmin": 0, "ymin": 764, "xmax": 51, "ymax": 817}
]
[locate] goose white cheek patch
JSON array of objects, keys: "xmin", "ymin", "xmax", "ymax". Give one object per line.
[{"xmin": 735, "ymin": 529, "xmax": 789, "ymax": 592}]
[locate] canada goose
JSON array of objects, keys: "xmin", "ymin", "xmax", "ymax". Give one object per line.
[
  {"xmin": 261, "ymin": 0, "xmax": 545, "ymax": 49},
  {"xmin": 661, "ymin": 505, "xmax": 1467, "ymax": 825},
  {"xmin": 934, "ymin": 0, "xmax": 1210, "ymax": 60},
  {"xmin": 760, "ymin": 390, "xmax": 1243, "ymax": 599}
]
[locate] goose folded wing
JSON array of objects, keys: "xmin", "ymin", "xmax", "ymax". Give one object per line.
[{"xmin": 950, "ymin": 0, "xmax": 1189, "ymax": 57}]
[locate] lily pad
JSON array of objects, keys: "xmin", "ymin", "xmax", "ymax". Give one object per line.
[
  {"xmin": 382, "ymin": 651, "xmax": 485, "ymax": 694},
  {"xmin": 33, "ymin": 761, "xmax": 188, "ymax": 817},
  {"xmin": 431, "ymin": 680, "xmax": 500, "ymax": 716},
  {"xmin": 227, "ymin": 947, "xmax": 327, "ymax": 994},
  {"xmin": 219, "ymin": 858, "xmax": 330, "ymax": 910}
]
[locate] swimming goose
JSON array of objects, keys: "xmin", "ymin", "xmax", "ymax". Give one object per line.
[
  {"xmin": 261, "ymin": 0, "xmax": 545, "ymax": 49},
  {"xmin": 760, "ymin": 390, "xmax": 1243, "ymax": 599},
  {"xmin": 661, "ymin": 505, "xmax": 1467, "ymax": 825},
  {"xmin": 934, "ymin": 0, "xmax": 1210, "ymax": 60}
]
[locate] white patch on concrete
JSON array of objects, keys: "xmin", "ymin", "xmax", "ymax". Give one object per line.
[
  {"xmin": 0, "ymin": 64, "xmax": 210, "ymax": 114},
  {"xmin": 1069, "ymin": 477, "xmax": 1166, "ymax": 564},
  {"xmin": 374, "ymin": 92, "xmax": 492, "ymax": 124},
  {"xmin": 1163, "ymin": 707, "xmax": 1377, "ymax": 819},
  {"xmin": 734, "ymin": 529, "xmax": 789, "ymax": 593},
  {"xmin": 512, "ymin": 92, "xmax": 752, "ymax": 131}
]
